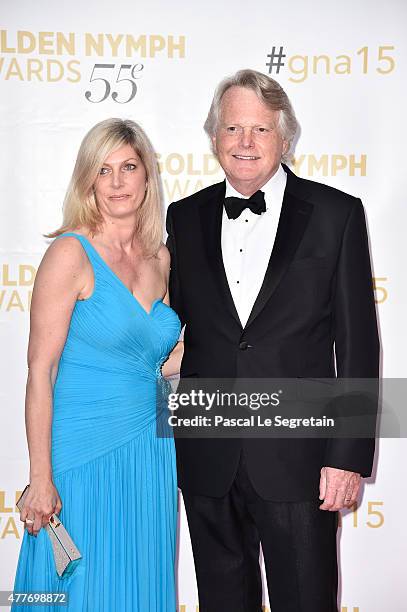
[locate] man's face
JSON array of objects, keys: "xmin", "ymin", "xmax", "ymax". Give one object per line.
[{"xmin": 212, "ymin": 86, "xmax": 288, "ymax": 196}]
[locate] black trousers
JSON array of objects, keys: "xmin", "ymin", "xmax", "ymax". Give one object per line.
[{"xmin": 182, "ymin": 454, "xmax": 338, "ymax": 612}]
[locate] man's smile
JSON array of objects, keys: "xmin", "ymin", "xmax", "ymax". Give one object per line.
[{"xmin": 232, "ymin": 154, "xmax": 260, "ymax": 160}]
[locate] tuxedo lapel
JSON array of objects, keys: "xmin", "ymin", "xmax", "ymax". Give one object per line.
[
  {"xmin": 199, "ymin": 182, "xmax": 242, "ymax": 327},
  {"xmin": 245, "ymin": 167, "xmax": 314, "ymax": 329}
]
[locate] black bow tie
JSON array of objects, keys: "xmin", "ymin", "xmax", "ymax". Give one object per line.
[{"xmin": 224, "ymin": 190, "xmax": 266, "ymax": 220}]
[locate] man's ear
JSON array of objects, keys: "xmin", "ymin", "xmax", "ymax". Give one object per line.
[
  {"xmin": 211, "ymin": 134, "xmax": 217, "ymax": 154},
  {"xmin": 282, "ymin": 139, "xmax": 289, "ymax": 155}
]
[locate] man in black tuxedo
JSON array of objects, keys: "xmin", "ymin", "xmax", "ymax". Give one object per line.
[{"xmin": 166, "ymin": 69, "xmax": 379, "ymax": 612}]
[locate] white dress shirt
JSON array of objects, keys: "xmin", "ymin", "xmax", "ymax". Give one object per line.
[{"xmin": 221, "ymin": 164, "xmax": 287, "ymax": 327}]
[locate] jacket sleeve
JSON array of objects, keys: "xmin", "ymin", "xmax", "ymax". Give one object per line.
[
  {"xmin": 166, "ymin": 204, "xmax": 186, "ymax": 328},
  {"xmin": 324, "ymin": 199, "xmax": 380, "ymax": 476}
]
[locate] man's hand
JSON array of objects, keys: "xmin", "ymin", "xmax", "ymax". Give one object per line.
[{"xmin": 319, "ymin": 466, "xmax": 361, "ymax": 511}]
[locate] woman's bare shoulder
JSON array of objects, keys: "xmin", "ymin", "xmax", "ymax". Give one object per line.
[
  {"xmin": 156, "ymin": 243, "xmax": 170, "ymax": 267},
  {"xmin": 38, "ymin": 234, "xmax": 89, "ymax": 279}
]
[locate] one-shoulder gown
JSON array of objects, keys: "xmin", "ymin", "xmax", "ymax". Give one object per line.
[{"xmin": 12, "ymin": 232, "xmax": 181, "ymax": 611}]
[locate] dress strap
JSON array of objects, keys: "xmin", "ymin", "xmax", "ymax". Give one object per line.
[
  {"xmin": 53, "ymin": 232, "xmax": 106, "ymax": 293},
  {"xmin": 54, "ymin": 232, "xmax": 99, "ymax": 264}
]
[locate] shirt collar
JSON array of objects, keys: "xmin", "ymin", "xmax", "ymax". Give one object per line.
[{"xmin": 224, "ymin": 164, "xmax": 287, "ymax": 210}]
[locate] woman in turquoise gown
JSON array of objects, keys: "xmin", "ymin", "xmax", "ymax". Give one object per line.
[{"xmin": 12, "ymin": 119, "xmax": 182, "ymax": 611}]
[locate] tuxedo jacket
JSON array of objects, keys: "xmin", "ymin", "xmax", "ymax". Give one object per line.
[{"xmin": 166, "ymin": 165, "xmax": 380, "ymax": 501}]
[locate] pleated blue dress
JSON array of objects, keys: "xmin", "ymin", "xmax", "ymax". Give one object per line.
[{"xmin": 13, "ymin": 232, "xmax": 181, "ymax": 611}]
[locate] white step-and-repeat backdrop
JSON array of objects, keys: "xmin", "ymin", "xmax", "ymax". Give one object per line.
[{"xmin": 1, "ymin": 1, "xmax": 406, "ymax": 610}]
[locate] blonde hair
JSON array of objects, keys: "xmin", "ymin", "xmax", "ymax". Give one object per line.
[
  {"xmin": 48, "ymin": 118, "xmax": 163, "ymax": 256},
  {"xmin": 204, "ymin": 69, "xmax": 298, "ymax": 163}
]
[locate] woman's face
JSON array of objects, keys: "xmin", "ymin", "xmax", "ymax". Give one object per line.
[{"xmin": 93, "ymin": 143, "xmax": 147, "ymax": 222}]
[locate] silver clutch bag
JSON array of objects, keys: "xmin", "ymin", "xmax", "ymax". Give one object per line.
[{"xmin": 17, "ymin": 484, "xmax": 82, "ymax": 578}]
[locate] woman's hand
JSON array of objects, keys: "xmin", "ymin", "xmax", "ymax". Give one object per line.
[{"xmin": 20, "ymin": 479, "xmax": 62, "ymax": 536}]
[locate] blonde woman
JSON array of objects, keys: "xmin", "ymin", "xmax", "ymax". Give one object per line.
[{"xmin": 13, "ymin": 119, "xmax": 182, "ymax": 611}]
